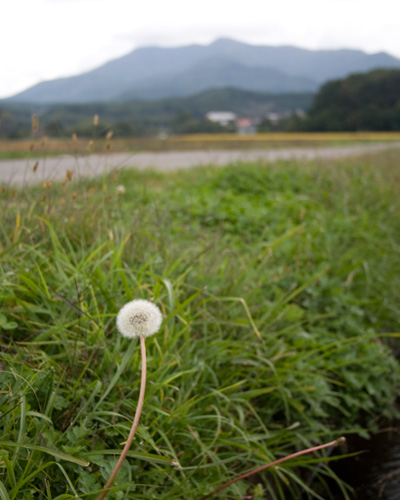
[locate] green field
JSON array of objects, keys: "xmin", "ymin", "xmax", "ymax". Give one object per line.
[{"xmin": 1, "ymin": 150, "xmax": 400, "ymax": 499}]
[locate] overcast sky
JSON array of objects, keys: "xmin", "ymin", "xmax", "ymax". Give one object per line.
[{"xmin": 2, "ymin": 0, "xmax": 400, "ymax": 98}]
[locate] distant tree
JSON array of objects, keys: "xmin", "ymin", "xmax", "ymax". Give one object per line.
[
  {"xmin": 303, "ymin": 69, "xmax": 400, "ymax": 131},
  {"xmin": 0, "ymin": 110, "xmax": 17, "ymax": 137},
  {"xmin": 257, "ymin": 113, "xmax": 307, "ymax": 133},
  {"xmin": 44, "ymin": 120, "xmax": 65, "ymax": 137},
  {"xmin": 257, "ymin": 118, "xmax": 277, "ymax": 133},
  {"xmin": 114, "ymin": 121, "xmax": 134, "ymax": 136},
  {"xmin": 172, "ymin": 112, "xmax": 235, "ymax": 134},
  {"xmin": 0, "ymin": 109, "xmax": 30, "ymax": 138}
]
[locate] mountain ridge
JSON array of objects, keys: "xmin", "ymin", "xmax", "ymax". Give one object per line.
[{"xmin": 7, "ymin": 38, "xmax": 400, "ymax": 104}]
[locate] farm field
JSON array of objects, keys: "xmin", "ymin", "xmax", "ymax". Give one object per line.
[
  {"xmin": 1, "ymin": 149, "xmax": 400, "ymax": 499},
  {"xmin": 1, "ymin": 131, "xmax": 400, "ymax": 159}
]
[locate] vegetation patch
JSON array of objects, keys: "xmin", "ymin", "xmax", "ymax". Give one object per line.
[
  {"xmin": 303, "ymin": 69, "xmax": 400, "ymax": 131},
  {"xmin": 1, "ymin": 151, "xmax": 400, "ymax": 499}
]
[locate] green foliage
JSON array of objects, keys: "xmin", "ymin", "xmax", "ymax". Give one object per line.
[
  {"xmin": 44, "ymin": 121, "xmax": 65, "ymax": 137},
  {"xmin": 0, "ymin": 88, "xmax": 313, "ymax": 138},
  {"xmin": 1, "ymin": 151, "xmax": 400, "ymax": 498},
  {"xmin": 172, "ymin": 112, "xmax": 234, "ymax": 134},
  {"xmin": 0, "ymin": 313, "xmax": 18, "ymax": 330},
  {"xmin": 304, "ymin": 69, "xmax": 400, "ymax": 131}
]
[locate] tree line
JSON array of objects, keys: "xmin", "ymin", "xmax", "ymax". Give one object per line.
[
  {"xmin": 1, "ymin": 69, "xmax": 399, "ymax": 138},
  {"xmin": 302, "ymin": 69, "xmax": 400, "ymax": 131}
]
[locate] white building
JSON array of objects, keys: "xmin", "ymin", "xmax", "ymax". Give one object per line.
[{"xmin": 206, "ymin": 111, "xmax": 237, "ymax": 127}]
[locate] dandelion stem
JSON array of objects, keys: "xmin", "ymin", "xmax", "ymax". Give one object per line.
[
  {"xmin": 200, "ymin": 436, "xmax": 346, "ymax": 500},
  {"xmin": 96, "ymin": 336, "xmax": 147, "ymax": 500}
]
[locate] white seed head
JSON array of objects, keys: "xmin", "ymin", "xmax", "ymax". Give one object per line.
[
  {"xmin": 116, "ymin": 185, "xmax": 126, "ymax": 195},
  {"xmin": 116, "ymin": 299, "xmax": 162, "ymax": 339}
]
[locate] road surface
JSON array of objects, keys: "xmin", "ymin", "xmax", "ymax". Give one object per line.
[{"xmin": 1, "ymin": 143, "xmax": 399, "ymax": 186}]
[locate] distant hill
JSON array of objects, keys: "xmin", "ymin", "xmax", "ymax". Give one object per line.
[
  {"xmin": 0, "ymin": 87, "xmax": 314, "ymax": 138},
  {"xmin": 303, "ymin": 69, "xmax": 400, "ymax": 131},
  {"xmin": 118, "ymin": 58, "xmax": 317, "ymax": 100},
  {"xmin": 7, "ymin": 38, "xmax": 400, "ymax": 104}
]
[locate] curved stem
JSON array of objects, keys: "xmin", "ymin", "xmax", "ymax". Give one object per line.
[
  {"xmin": 96, "ymin": 336, "xmax": 147, "ymax": 500},
  {"xmin": 200, "ymin": 436, "xmax": 346, "ymax": 500}
]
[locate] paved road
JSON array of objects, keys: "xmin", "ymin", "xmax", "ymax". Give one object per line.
[{"xmin": 1, "ymin": 142, "xmax": 399, "ymax": 186}]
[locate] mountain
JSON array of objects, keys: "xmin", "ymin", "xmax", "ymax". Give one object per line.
[
  {"xmin": 7, "ymin": 38, "xmax": 400, "ymax": 104},
  {"xmin": 118, "ymin": 58, "xmax": 317, "ymax": 100}
]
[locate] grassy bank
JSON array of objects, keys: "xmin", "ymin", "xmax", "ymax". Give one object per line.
[{"xmin": 1, "ymin": 150, "xmax": 400, "ymax": 499}]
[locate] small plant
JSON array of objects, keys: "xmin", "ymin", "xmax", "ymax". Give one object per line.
[
  {"xmin": 96, "ymin": 299, "xmax": 163, "ymax": 500},
  {"xmin": 0, "ymin": 313, "xmax": 18, "ymax": 331}
]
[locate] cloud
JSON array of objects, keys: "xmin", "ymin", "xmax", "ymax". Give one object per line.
[{"xmin": 1, "ymin": 0, "xmax": 400, "ymax": 97}]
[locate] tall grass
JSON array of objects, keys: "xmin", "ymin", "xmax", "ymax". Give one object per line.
[{"xmin": 0, "ymin": 150, "xmax": 400, "ymax": 499}]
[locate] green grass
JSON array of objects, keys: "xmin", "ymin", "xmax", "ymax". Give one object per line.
[
  {"xmin": 1, "ymin": 150, "xmax": 400, "ymax": 499},
  {"xmin": 0, "ymin": 152, "xmax": 67, "ymax": 161}
]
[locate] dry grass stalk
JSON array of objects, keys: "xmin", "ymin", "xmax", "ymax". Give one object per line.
[
  {"xmin": 62, "ymin": 170, "xmax": 74, "ymax": 186},
  {"xmin": 32, "ymin": 114, "xmax": 39, "ymax": 132},
  {"xmin": 200, "ymin": 437, "xmax": 346, "ymax": 500}
]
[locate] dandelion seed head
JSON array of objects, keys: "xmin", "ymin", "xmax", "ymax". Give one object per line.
[
  {"xmin": 116, "ymin": 299, "xmax": 162, "ymax": 339},
  {"xmin": 116, "ymin": 185, "xmax": 126, "ymax": 195}
]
